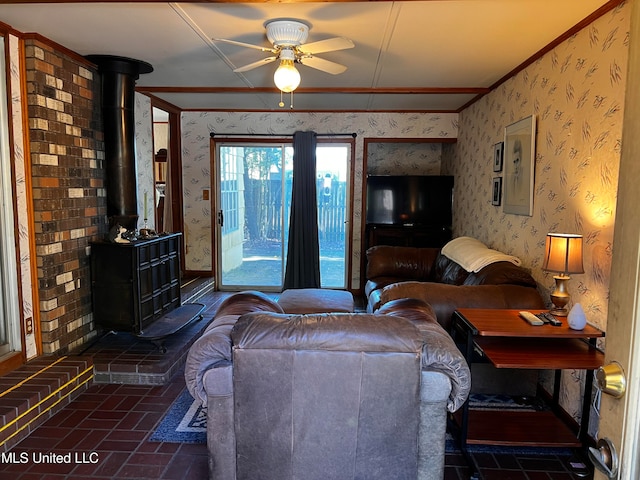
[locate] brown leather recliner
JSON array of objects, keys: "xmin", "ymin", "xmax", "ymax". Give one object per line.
[
  {"xmin": 365, "ymin": 245, "xmax": 545, "ymax": 330},
  {"xmin": 185, "ymin": 292, "xmax": 471, "ymax": 480}
]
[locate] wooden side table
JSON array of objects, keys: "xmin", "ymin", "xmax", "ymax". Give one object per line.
[{"xmin": 452, "ymin": 308, "xmax": 605, "ymax": 449}]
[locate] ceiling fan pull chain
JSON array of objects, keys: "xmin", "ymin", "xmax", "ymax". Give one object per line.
[{"xmin": 290, "ymin": 91, "xmax": 294, "ymax": 109}]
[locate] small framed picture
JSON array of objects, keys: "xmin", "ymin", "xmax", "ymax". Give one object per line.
[
  {"xmin": 492, "ymin": 177, "xmax": 502, "ymax": 206},
  {"xmin": 493, "ymin": 142, "xmax": 504, "ymax": 172}
]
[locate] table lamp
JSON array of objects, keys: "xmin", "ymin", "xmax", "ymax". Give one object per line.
[{"xmin": 542, "ymin": 233, "xmax": 584, "ymax": 316}]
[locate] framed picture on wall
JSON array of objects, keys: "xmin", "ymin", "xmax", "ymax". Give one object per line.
[
  {"xmin": 503, "ymin": 115, "xmax": 536, "ymax": 216},
  {"xmin": 493, "ymin": 142, "xmax": 504, "ymax": 172},
  {"xmin": 492, "ymin": 177, "xmax": 502, "ymax": 206}
]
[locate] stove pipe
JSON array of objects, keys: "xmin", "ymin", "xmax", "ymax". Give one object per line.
[{"xmin": 86, "ymin": 55, "xmax": 153, "ymax": 231}]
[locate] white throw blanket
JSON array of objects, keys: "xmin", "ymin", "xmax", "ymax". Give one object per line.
[{"xmin": 441, "ymin": 236, "xmax": 522, "ymax": 273}]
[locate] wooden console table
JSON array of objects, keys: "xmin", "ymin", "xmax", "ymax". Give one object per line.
[{"xmin": 452, "ymin": 308, "xmax": 604, "ymax": 450}]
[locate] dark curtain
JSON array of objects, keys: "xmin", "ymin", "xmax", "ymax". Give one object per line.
[{"xmin": 283, "ymin": 131, "xmax": 320, "ymax": 289}]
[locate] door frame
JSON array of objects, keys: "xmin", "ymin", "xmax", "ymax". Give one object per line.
[
  {"xmin": 149, "ymin": 98, "xmax": 184, "ymax": 271},
  {"xmin": 210, "ymin": 136, "xmax": 355, "ymax": 291},
  {"xmin": 595, "ymin": 1, "xmax": 640, "ymax": 478},
  {"xmin": 0, "ymin": 31, "xmax": 29, "ymax": 375}
]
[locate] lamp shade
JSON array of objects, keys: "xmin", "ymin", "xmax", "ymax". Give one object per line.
[{"xmin": 542, "ymin": 233, "xmax": 584, "ymax": 275}]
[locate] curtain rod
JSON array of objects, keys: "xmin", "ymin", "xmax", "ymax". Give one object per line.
[{"xmin": 210, "ymin": 132, "xmax": 357, "ymax": 138}]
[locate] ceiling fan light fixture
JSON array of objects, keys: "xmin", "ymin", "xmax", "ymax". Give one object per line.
[
  {"xmin": 274, "ymin": 59, "xmax": 300, "ymax": 93},
  {"xmin": 273, "ymin": 49, "xmax": 300, "ymax": 93},
  {"xmin": 265, "ymin": 19, "xmax": 309, "ymax": 47},
  {"xmin": 217, "ymin": 18, "xmax": 352, "ymax": 98}
]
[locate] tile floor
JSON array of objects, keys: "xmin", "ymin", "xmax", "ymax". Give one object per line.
[
  {"xmin": 0, "ymin": 287, "xmax": 594, "ymax": 479},
  {"xmin": 0, "ymin": 371, "xmax": 207, "ymax": 479},
  {"xmin": 0, "ymin": 365, "xmax": 592, "ymax": 480}
]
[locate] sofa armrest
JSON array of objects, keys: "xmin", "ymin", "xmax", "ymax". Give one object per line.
[
  {"xmin": 186, "ymin": 291, "xmax": 286, "ymax": 404},
  {"xmin": 419, "ymin": 370, "xmax": 451, "ymax": 480},
  {"xmin": 204, "ymin": 366, "xmax": 236, "ymax": 480},
  {"xmin": 376, "ymin": 298, "xmax": 470, "ymax": 412},
  {"xmin": 417, "ymin": 321, "xmax": 471, "ymax": 412},
  {"xmin": 185, "ymin": 314, "xmax": 238, "ymax": 405}
]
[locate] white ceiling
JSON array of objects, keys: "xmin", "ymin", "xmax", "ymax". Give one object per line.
[{"xmin": 0, "ymin": 1, "xmax": 614, "ymax": 112}]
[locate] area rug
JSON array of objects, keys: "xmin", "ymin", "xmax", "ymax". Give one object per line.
[
  {"xmin": 149, "ymin": 389, "xmax": 207, "ymax": 443},
  {"xmin": 150, "ymin": 389, "xmax": 570, "ymax": 455}
]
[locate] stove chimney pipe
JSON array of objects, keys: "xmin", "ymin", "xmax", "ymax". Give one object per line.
[{"xmin": 86, "ymin": 55, "xmax": 153, "ymax": 231}]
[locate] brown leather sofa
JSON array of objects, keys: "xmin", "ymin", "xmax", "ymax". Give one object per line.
[
  {"xmin": 365, "ymin": 245, "xmax": 545, "ymax": 330},
  {"xmin": 185, "ymin": 291, "xmax": 471, "ymax": 480}
]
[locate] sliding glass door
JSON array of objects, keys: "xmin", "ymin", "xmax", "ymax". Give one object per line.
[{"xmin": 214, "ymin": 141, "xmax": 350, "ymax": 291}]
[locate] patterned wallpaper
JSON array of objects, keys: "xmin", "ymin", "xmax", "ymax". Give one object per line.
[
  {"xmin": 367, "ymin": 142, "xmax": 443, "ymax": 175},
  {"xmin": 9, "ymin": 33, "xmax": 37, "ymax": 359},
  {"xmin": 179, "ymin": 112, "xmax": 458, "ymax": 285},
  {"xmin": 445, "ymin": 2, "xmax": 629, "ymax": 429},
  {"xmin": 135, "ymin": 93, "xmax": 156, "ymax": 231}
]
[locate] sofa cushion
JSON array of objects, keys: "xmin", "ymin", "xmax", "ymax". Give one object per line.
[
  {"xmin": 432, "ymin": 253, "xmax": 469, "ymax": 285},
  {"xmin": 380, "ymin": 281, "xmax": 545, "ymax": 331},
  {"xmin": 232, "ymin": 312, "xmax": 422, "ymax": 353},
  {"xmin": 464, "ymin": 261, "xmax": 538, "ymax": 288},
  {"xmin": 366, "ymin": 245, "xmax": 439, "ymax": 281},
  {"xmin": 278, "ymin": 288, "xmax": 354, "ymax": 314}
]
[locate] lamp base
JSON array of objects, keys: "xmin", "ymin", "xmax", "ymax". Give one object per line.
[{"xmin": 550, "ymin": 274, "xmax": 571, "ymax": 317}]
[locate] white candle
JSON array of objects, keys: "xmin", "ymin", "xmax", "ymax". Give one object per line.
[{"xmin": 144, "ymin": 192, "xmax": 148, "ymax": 219}]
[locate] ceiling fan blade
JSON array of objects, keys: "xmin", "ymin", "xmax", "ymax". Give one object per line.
[
  {"xmin": 214, "ymin": 38, "xmax": 277, "ymax": 54},
  {"xmin": 298, "ymin": 37, "xmax": 354, "ymax": 55},
  {"xmin": 299, "ymin": 55, "xmax": 347, "ymax": 75},
  {"xmin": 233, "ymin": 56, "xmax": 278, "ymax": 73}
]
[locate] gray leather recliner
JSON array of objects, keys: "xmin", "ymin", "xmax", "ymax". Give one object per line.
[{"xmin": 185, "ymin": 292, "xmax": 470, "ymax": 480}]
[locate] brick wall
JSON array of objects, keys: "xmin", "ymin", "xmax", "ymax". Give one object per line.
[{"xmin": 25, "ymin": 38, "xmax": 107, "ymax": 354}]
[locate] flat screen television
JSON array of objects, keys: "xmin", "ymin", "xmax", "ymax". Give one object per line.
[{"xmin": 365, "ymin": 175, "xmax": 453, "ymax": 226}]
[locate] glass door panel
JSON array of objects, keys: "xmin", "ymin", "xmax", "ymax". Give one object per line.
[
  {"xmin": 216, "ymin": 144, "xmax": 290, "ymax": 290},
  {"xmin": 316, "ymin": 145, "xmax": 349, "ymax": 288}
]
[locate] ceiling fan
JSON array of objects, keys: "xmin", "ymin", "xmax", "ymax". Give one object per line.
[{"xmin": 214, "ymin": 19, "xmax": 355, "ymax": 93}]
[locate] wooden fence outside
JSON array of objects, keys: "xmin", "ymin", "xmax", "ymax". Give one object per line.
[{"xmin": 244, "ymin": 177, "xmax": 347, "ymax": 244}]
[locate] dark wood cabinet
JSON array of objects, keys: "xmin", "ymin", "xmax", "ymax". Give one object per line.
[
  {"xmin": 90, "ymin": 233, "xmax": 182, "ymax": 334},
  {"xmin": 366, "ymin": 224, "xmax": 451, "ymax": 250}
]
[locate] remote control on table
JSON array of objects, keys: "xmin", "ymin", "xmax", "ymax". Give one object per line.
[
  {"xmin": 540, "ymin": 312, "xmax": 562, "ymax": 326},
  {"xmin": 519, "ymin": 311, "xmax": 544, "ymax": 326},
  {"xmin": 534, "ymin": 313, "xmax": 551, "ymax": 324}
]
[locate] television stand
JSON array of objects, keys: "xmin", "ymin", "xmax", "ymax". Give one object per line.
[{"xmin": 366, "ymin": 224, "xmax": 451, "ymax": 249}]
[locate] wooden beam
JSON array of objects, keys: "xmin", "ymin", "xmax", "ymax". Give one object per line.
[{"xmin": 136, "ymin": 86, "xmax": 490, "ymax": 95}]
